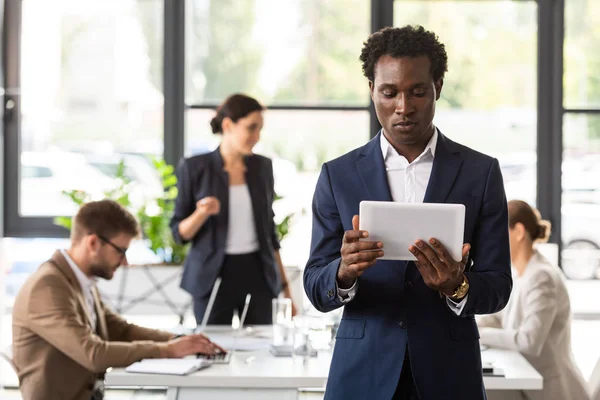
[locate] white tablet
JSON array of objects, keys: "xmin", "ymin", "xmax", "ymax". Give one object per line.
[{"xmin": 359, "ymin": 201, "xmax": 466, "ymax": 262}]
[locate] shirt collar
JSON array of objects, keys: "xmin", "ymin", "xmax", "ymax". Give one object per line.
[
  {"xmin": 380, "ymin": 126, "xmax": 438, "ymax": 162},
  {"xmin": 61, "ymin": 249, "xmax": 95, "ymax": 291}
]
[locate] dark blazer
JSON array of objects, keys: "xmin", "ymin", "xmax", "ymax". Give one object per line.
[
  {"xmin": 171, "ymin": 148, "xmax": 281, "ymax": 298},
  {"xmin": 304, "ymin": 131, "xmax": 512, "ymax": 400}
]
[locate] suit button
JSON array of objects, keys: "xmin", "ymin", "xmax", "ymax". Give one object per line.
[
  {"xmin": 398, "ymin": 320, "xmax": 407, "ymax": 329},
  {"xmin": 327, "ymin": 289, "xmax": 334, "ymax": 298},
  {"xmin": 405, "ymin": 280, "xmax": 413, "ymax": 289}
]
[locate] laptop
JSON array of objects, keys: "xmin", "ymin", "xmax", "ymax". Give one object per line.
[{"xmin": 195, "ymin": 279, "xmax": 251, "ymax": 365}]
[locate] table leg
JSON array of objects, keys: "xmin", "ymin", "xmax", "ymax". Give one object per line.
[{"xmin": 166, "ymin": 387, "xmax": 179, "ymax": 400}]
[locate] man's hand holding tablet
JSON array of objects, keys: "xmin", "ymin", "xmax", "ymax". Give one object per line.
[
  {"xmin": 336, "ymin": 215, "xmax": 384, "ymax": 289},
  {"xmin": 409, "ymin": 238, "xmax": 471, "ymax": 297}
]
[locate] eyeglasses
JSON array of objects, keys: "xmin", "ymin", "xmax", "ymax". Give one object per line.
[{"xmin": 96, "ymin": 234, "xmax": 128, "ymax": 260}]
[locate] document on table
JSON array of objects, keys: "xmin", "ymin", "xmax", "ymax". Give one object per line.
[
  {"xmin": 125, "ymin": 358, "xmax": 211, "ymax": 375},
  {"xmin": 207, "ymin": 334, "xmax": 271, "ymax": 351}
]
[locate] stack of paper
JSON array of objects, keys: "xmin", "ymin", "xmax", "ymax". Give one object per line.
[
  {"xmin": 125, "ymin": 358, "xmax": 211, "ymax": 375},
  {"xmin": 207, "ymin": 334, "xmax": 271, "ymax": 351}
]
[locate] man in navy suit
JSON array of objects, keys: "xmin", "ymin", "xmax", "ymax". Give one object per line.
[{"xmin": 304, "ymin": 26, "xmax": 512, "ymax": 400}]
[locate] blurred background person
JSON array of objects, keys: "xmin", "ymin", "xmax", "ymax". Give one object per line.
[
  {"xmin": 478, "ymin": 199, "xmax": 590, "ymax": 400},
  {"xmin": 171, "ymin": 93, "xmax": 296, "ymax": 326},
  {"xmin": 12, "ymin": 200, "xmax": 223, "ymax": 400}
]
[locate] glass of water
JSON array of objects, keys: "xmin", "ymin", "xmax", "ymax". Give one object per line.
[{"xmin": 272, "ymin": 298, "xmax": 293, "ymax": 346}]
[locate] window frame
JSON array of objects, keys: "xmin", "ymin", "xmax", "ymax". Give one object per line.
[{"xmin": 0, "ymin": 0, "xmax": 566, "ymax": 266}]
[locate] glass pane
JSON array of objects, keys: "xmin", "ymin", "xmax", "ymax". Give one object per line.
[
  {"xmin": 561, "ymin": 113, "xmax": 600, "ymax": 280},
  {"xmin": 185, "ymin": 109, "xmax": 370, "ymax": 267},
  {"xmin": 19, "ymin": 0, "xmax": 164, "ymax": 216},
  {"xmin": 564, "ymin": 0, "xmax": 600, "ymax": 109},
  {"xmin": 394, "ymin": 0, "xmax": 538, "ymax": 205},
  {"xmin": 185, "ymin": 0, "xmax": 370, "ymax": 106}
]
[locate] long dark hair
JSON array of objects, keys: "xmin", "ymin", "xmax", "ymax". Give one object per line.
[{"xmin": 210, "ymin": 93, "xmax": 264, "ymax": 134}]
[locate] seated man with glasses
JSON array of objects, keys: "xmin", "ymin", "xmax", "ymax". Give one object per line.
[{"xmin": 12, "ymin": 199, "xmax": 224, "ymax": 400}]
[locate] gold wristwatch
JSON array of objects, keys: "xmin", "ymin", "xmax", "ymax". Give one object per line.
[{"xmin": 450, "ymin": 275, "xmax": 469, "ymax": 300}]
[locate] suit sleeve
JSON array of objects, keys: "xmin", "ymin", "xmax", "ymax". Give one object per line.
[
  {"xmin": 477, "ymin": 312, "xmax": 503, "ymax": 329},
  {"xmin": 268, "ymin": 159, "xmax": 281, "ymax": 250},
  {"xmin": 303, "ymin": 163, "xmax": 346, "ymax": 313},
  {"xmin": 170, "ymin": 157, "xmax": 194, "ymax": 245},
  {"xmin": 479, "ymin": 270, "xmax": 557, "ymax": 357},
  {"xmin": 103, "ymin": 302, "xmax": 174, "ymax": 343},
  {"xmin": 462, "ymin": 158, "xmax": 513, "ymax": 317},
  {"xmin": 26, "ymin": 275, "xmax": 168, "ymax": 373}
]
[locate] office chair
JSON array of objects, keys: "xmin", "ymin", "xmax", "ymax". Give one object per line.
[
  {"xmin": 589, "ymin": 355, "xmax": 600, "ymax": 400},
  {"xmin": 0, "ymin": 345, "xmax": 19, "ymax": 375}
]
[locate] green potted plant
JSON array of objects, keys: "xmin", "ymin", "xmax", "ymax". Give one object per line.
[{"xmin": 54, "ymin": 158, "xmax": 188, "ymax": 265}]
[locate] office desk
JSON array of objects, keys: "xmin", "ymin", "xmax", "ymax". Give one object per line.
[{"xmin": 106, "ymin": 348, "xmax": 542, "ymax": 400}]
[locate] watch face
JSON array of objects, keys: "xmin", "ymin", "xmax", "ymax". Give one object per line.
[{"xmin": 453, "ymin": 279, "xmax": 469, "ymax": 298}]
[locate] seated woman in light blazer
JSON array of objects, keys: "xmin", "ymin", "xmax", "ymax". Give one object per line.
[
  {"xmin": 171, "ymin": 93, "xmax": 297, "ymax": 326},
  {"xmin": 478, "ymin": 199, "xmax": 589, "ymax": 400}
]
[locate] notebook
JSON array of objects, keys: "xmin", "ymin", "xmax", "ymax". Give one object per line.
[{"xmin": 125, "ymin": 358, "xmax": 211, "ymax": 375}]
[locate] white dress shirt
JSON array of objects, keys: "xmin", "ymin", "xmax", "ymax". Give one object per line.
[
  {"xmin": 225, "ymin": 184, "xmax": 260, "ymax": 254},
  {"xmin": 338, "ymin": 129, "xmax": 468, "ymax": 315},
  {"xmin": 61, "ymin": 249, "xmax": 97, "ymax": 332}
]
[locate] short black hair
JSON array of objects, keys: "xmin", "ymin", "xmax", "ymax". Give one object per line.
[{"xmin": 359, "ymin": 25, "xmax": 448, "ymax": 82}]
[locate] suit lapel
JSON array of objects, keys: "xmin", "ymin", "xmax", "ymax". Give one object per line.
[
  {"xmin": 356, "ymin": 132, "xmax": 393, "ymax": 202},
  {"xmin": 423, "ymin": 131, "xmax": 463, "ymax": 204},
  {"xmin": 50, "ymin": 251, "xmax": 96, "ymax": 329},
  {"xmin": 92, "ymin": 287, "xmax": 109, "ymax": 339}
]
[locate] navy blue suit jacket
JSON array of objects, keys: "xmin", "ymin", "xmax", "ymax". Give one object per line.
[
  {"xmin": 304, "ymin": 131, "xmax": 512, "ymax": 400},
  {"xmin": 171, "ymin": 148, "xmax": 281, "ymax": 299}
]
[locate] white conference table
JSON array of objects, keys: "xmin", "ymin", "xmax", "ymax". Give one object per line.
[{"xmin": 106, "ymin": 330, "xmax": 542, "ymax": 400}]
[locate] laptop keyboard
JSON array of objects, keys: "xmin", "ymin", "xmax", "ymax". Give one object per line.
[{"xmin": 197, "ymin": 352, "xmax": 232, "ymax": 364}]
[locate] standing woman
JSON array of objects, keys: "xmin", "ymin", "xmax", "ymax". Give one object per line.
[
  {"xmin": 478, "ymin": 200, "xmax": 589, "ymax": 400},
  {"xmin": 171, "ymin": 93, "xmax": 296, "ymax": 325}
]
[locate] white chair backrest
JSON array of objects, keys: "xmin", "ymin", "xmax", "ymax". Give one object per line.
[
  {"xmin": 0, "ymin": 346, "xmax": 19, "ymax": 374},
  {"xmin": 589, "ymin": 356, "xmax": 600, "ymax": 400}
]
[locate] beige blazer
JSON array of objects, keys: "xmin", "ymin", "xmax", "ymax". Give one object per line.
[
  {"xmin": 478, "ymin": 250, "xmax": 590, "ymax": 400},
  {"xmin": 12, "ymin": 251, "xmax": 174, "ymax": 400}
]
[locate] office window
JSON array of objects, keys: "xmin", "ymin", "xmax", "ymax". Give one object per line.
[
  {"xmin": 185, "ymin": 0, "xmax": 370, "ymax": 106},
  {"xmin": 561, "ymin": 114, "xmax": 600, "ymax": 280},
  {"xmin": 564, "ymin": 0, "xmax": 600, "ymax": 109},
  {"xmin": 394, "ymin": 0, "xmax": 538, "ymax": 205},
  {"xmin": 562, "ymin": 0, "xmax": 600, "ymax": 280},
  {"xmin": 184, "ymin": 0, "xmax": 372, "ymax": 268},
  {"xmin": 18, "ymin": 0, "xmax": 164, "ymax": 217}
]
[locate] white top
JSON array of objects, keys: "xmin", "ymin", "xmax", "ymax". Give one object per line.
[
  {"xmin": 339, "ymin": 128, "xmax": 467, "ymax": 315},
  {"xmin": 105, "ymin": 347, "xmax": 542, "ymax": 391},
  {"xmin": 478, "ymin": 251, "xmax": 590, "ymax": 400},
  {"xmin": 225, "ymin": 184, "xmax": 260, "ymax": 255},
  {"xmin": 61, "ymin": 249, "xmax": 97, "ymax": 332}
]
